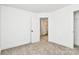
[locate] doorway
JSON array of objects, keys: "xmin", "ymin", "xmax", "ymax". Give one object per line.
[
  {"xmin": 40, "ymin": 17, "xmax": 48, "ymax": 42},
  {"xmin": 74, "ymin": 11, "xmax": 79, "ymax": 47}
]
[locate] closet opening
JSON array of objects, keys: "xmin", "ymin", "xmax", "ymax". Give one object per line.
[
  {"xmin": 74, "ymin": 11, "xmax": 79, "ymax": 48},
  {"xmin": 40, "ymin": 17, "xmax": 48, "ymax": 42}
]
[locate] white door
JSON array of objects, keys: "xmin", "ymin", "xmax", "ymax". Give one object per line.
[
  {"xmin": 74, "ymin": 11, "xmax": 79, "ymax": 46},
  {"xmin": 31, "ymin": 15, "xmax": 40, "ymax": 43}
]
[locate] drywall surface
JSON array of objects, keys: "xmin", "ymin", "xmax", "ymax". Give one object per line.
[
  {"xmin": 49, "ymin": 5, "xmax": 79, "ymax": 48},
  {"xmin": 1, "ymin": 4, "xmax": 79, "ymax": 49},
  {"xmin": 1, "ymin": 6, "xmax": 34, "ymax": 49}
]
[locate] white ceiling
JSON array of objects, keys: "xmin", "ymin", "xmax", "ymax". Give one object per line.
[{"xmin": 2, "ymin": 4, "xmax": 71, "ymax": 13}]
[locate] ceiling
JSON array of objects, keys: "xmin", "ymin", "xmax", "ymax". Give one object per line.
[{"xmin": 2, "ymin": 4, "xmax": 71, "ymax": 13}]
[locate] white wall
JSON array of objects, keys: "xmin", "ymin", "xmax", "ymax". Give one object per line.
[
  {"xmin": 1, "ymin": 5, "xmax": 79, "ymax": 50},
  {"xmin": 37, "ymin": 5, "xmax": 79, "ymax": 48},
  {"xmin": 1, "ymin": 6, "xmax": 34, "ymax": 49},
  {"xmin": 49, "ymin": 5, "xmax": 79, "ymax": 48}
]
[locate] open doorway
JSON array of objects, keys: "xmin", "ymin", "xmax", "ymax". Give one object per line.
[
  {"xmin": 74, "ymin": 11, "xmax": 79, "ymax": 48},
  {"xmin": 40, "ymin": 17, "xmax": 48, "ymax": 42}
]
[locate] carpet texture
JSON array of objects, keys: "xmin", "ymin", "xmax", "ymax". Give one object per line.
[{"xmin": 1, "ymin": 36, "xmax": 79, "ymax": 55}]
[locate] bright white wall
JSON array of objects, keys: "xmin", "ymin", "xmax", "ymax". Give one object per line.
[
  {"xmin": 1, "ymin": 6, "xmax": 34, "ymax": 49},
  {"xmin": 1, "ymin": 5, "xmax": 79, "ymax": 50},
  {"xmin": 49, "ymin": 5, "xmax": 79, "ymax": 48}
]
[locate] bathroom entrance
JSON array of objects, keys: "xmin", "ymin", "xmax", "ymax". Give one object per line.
[{"xmin": 40, "ymin": 18, "xmax": 48, "ymax": 42}]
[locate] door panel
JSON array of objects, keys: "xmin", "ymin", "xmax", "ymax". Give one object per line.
[{"xmin": 31, "ymin": 15, "xmax": 40, "ymax": 43}]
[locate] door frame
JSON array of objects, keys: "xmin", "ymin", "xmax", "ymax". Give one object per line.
[
  {"xmin": 73, "ymin": 10, "xmax": 79, "ymax": 47},
  {"xmin": 73, "ymin": 11, "xmax": 76, "ymax": 48}
]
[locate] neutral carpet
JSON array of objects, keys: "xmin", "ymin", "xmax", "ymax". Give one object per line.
[{"xmin": 1, "ymin": 35, "xmax": 79, "ymax": 55}]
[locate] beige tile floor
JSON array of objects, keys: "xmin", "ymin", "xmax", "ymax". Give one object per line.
[{"xmin": 1, "ymin": 35, "xmax": 79, "ymax": 55}]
